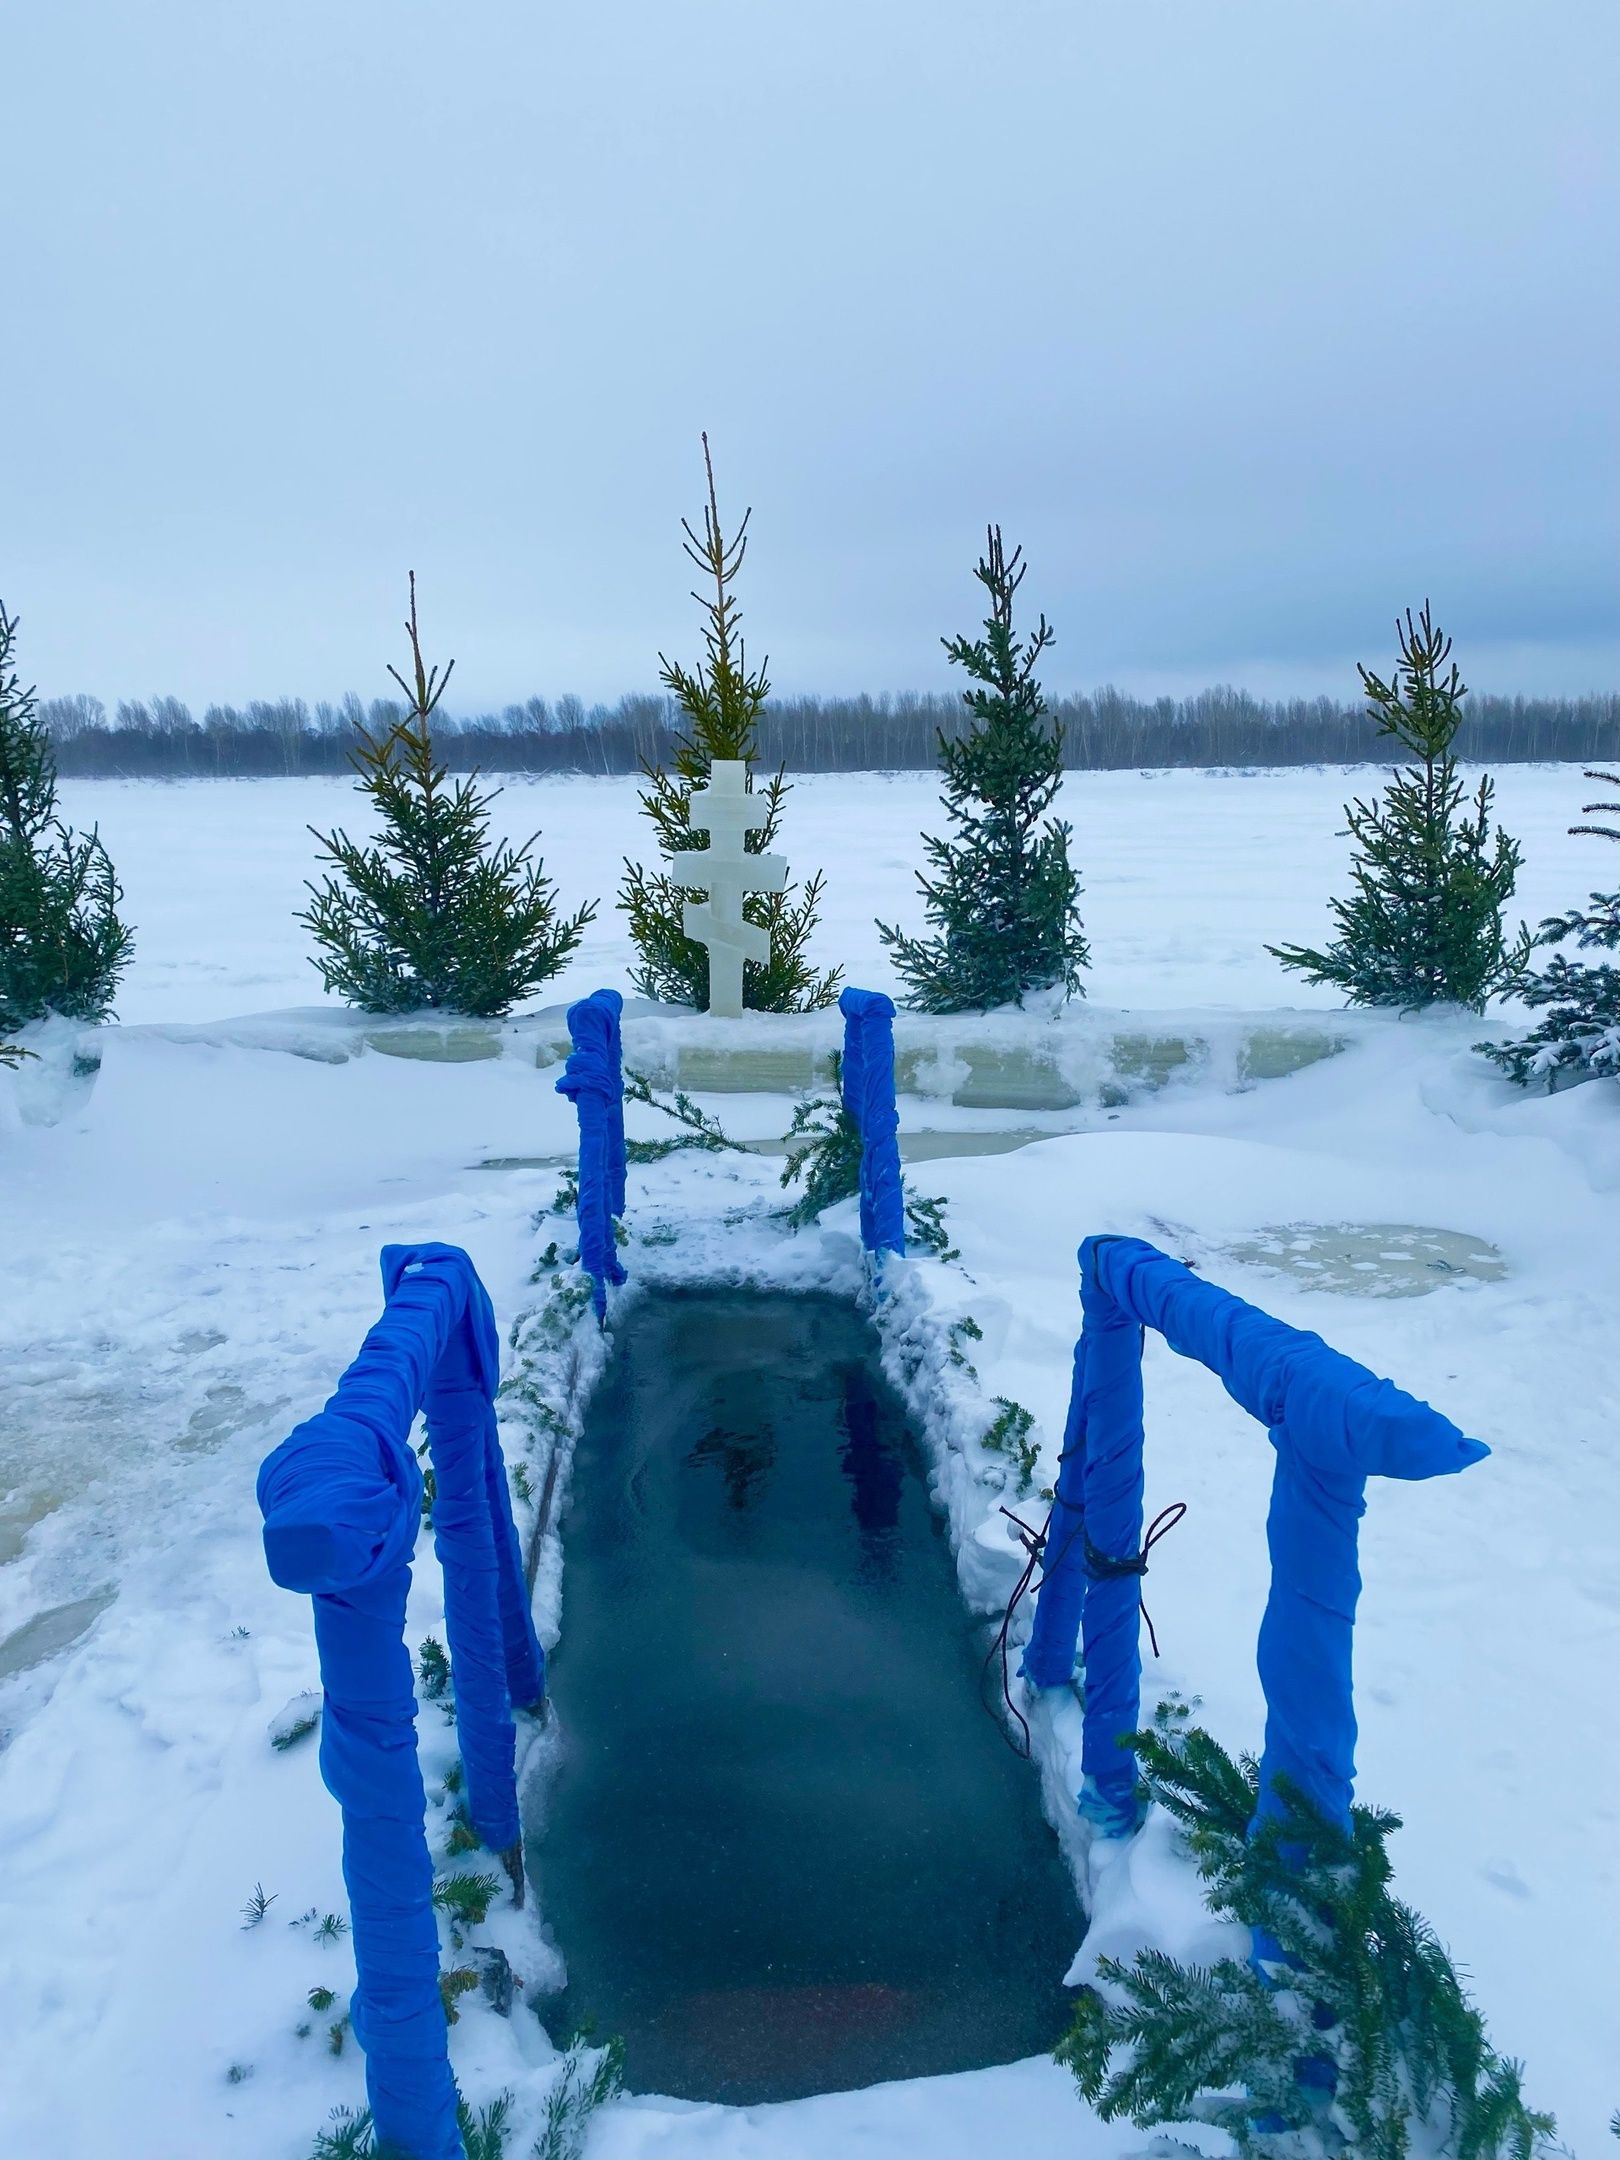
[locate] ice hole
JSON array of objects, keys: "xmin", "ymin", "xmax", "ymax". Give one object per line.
[{"xmin": 526, "ymin": 1287, "xmax": 1079, "ymax": 2102}]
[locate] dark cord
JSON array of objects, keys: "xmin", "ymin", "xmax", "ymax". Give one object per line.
[
  {"xmin": 981, "ymin": 1502, "xmax": 1050, "ymax": 1758},
  {"xmin": 981, "ymin": 1490, "xmax": 1188, "ymax": 1756},
  {"xmin": 1083, "ymin": 1501, "xmax": 1187, "ymax": 1657}
]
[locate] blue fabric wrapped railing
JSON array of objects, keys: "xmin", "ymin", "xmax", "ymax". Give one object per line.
[
  {"xmin": 555, "ymin": 987, "xmax": 628, "ymax": 1322},
  {"xmin": 1024, "ymin": 1235, "xmax": 1488, "ymax": 1841},
  {"xmin": 838, "ymin": 986, "xmax": 905, "ymax": 1257},
  {"xmin": 257, "ymin": 1243, "xmax": 544, "ymax": 2160}
]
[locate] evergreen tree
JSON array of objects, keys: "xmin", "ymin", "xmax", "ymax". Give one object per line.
[
  {"xmin": 301, "ymin": 576, "xmax": 594, "ymax": 1016},
  {"xmin": 0, "ymin": 598, "xmax": 133, "ymax": 1044},
  {"xmin": 1480, "ymin": 769, "xmax": 1620, "ymax": 1087},
  {"xmin": 1269, "ymin": 605, "xmax": 1529, "ymax": 1010},
  {"xmin": 1061, "ymin": 1703, "xmax": 1555, "ymax": 2160},
  {"xmin": 876, "ymin": 527, "xmax": 1087, "ymax": 1011},
  {"xmin": 619, "ymin": 436, "xmax": 838, "ymax": 1012}
]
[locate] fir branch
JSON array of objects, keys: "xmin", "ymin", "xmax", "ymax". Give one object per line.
[
  {"xmin": 240, "ymin": 1882, "xmax": 278, "ymax": 1928},
  {"xmin": 534, "ymin": 2036, "xmax": 626, "ymax": 2160},
  {"xmin": 778, "ymin": 1056, "xmax": 863, "ymax": 1226},
  {"xmin": 1482, "ymin": 768, "xmax": 1620, "ymax": 1086},
  {"xmin": 1061, "ymin": 1706, "xmax": 1557, "ymax": 2160},
  {"xmin": 622, "ymin": 1066, "xmax": 748, "ymax": 1160}
]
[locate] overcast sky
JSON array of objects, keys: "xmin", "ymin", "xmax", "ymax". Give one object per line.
[{"xmin": 6, "ymin": 1, "xmax": 1619, "ymax": 712}]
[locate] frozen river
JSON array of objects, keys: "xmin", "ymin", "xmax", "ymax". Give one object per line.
[{"xmin": 55, "ymin": 762, "xmax": 1609, "ymax": 1024}]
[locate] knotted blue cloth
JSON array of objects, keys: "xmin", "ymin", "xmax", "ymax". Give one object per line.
[
  {"xmin": 556, "ymin": 988, "xmax": 628, "ymax": 1321},
  {"xmin": 258, "ymin": 1244, "xmax": 544, "ymax": 2160},
  {"xmin": 1025, "ymin": 1235, "xmax": 1488, "ymax": 1840},
  {"xmin": 839, "ymin": 987, "xmax": 905, "ymax": 1256}
]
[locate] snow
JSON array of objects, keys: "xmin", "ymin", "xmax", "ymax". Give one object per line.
[{"xmin": 3, "ymin": 767, "xmax": 1618, "ymax": 2159}]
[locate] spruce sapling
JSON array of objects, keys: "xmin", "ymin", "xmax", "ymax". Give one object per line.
[
  {"xmin": 302, "ymin": 575, "xmax": 593, "ymax": 1016},
  {"xmin": 0, "ymin": 598, "xmax": 133, "ymax": 1040},
  {"xmin": 1270, "ymin": 604, "xmax": 1529, "ymax": 1010},
  {"xmin": 619, "ymin": 436, "xmax": 838, "ymax": 1012},
  {"xmin": 878, "ymin": 528, "xmax": 1087, "ymax": 1011}
]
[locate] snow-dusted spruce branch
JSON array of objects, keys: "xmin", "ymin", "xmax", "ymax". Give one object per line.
[
  {"xmin": 1062, "ymin": 1700, "xmax": 1557, "ymax": 2160},
  {"xmin": 302, "ymin": 2036, "xmax": 625, "ymax": 2160},
  {"xmin": 777, "ymin": 1054, "xmax": 958, "ymax": 1257},
  {"xmin": 307, "ymin": 2089, "xmax": 515, "ymax": 2159},
  {"xmin": 622, "ymin": 1065, "xmax": 750, "ymax": 1162},
  {"xmin": 1481, "ymin": 768, "xmax": 1620, "ymax": 1089},
  {"xmin": 533, "ymin": 2036, "xmax": 626, "ymax": 2160}
]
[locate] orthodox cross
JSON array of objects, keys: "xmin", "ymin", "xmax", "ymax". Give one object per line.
[{"xmin": 681, "ymin": 760, "xmax": 787, "ymax": 1017}]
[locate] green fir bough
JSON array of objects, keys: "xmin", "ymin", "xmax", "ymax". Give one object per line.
[
  {"xmin": 0, "ymin": 598, "xmax": 133, "ymax": 1047},
  {"xmin": 1269, "ymin": 605, "xmax": 1528, "ymax": 1011},
  {"xmin": 302, "ymin": 576, "xmax": 593, "ymax": 1017},
  {"xmin": 1060, "ymin": 1703, "xmax": 1554, "ymax": 2160},
  {"xmin": 778, "ymin": 1054, "xmax": 957, "ymax": 1255},
  {"xmin": 1480, "ymin": 769, "xmax": 1620, "ymax": 1087},
  {"xmin": 878, "ymin": 527, "xmax": 1087, "ymax": 1011},
  {"xmin": 619, "ymin": 436, "xmax": 837, "ymax": 1013}
]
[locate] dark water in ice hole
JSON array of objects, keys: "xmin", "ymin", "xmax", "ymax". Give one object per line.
[{"xmin": 527, "ymin": 1289, "xmax": 1079, "ymax": 2103}]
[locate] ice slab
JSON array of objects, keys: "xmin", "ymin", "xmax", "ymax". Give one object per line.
[
  {"xmin": 110, "ymin": 1000, "xmax": 1355, "ymax": 1109},
  {"xmin": 0, "ymin": 1491, "xmax": 63, "ymax": 1568},
  {"xmin": 0, "ymin": 1590, "xmax": 115, "ymax": 1681}
]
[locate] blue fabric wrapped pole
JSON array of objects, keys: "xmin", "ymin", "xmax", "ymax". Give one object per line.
[
  {"xmin": 1021, "ymin": 1330, "xmax": 1089, "ymax": 1690},
  {"xmin": 555, "ymin": 988, "xmax": 628, "ymax": 1322},
  {"xmin": 1045, "ymin": 1244, "xmax": 1149, "ymax": 1831},
  {"xmin": 258, "ymin": 1244, "xmax": 543, "ymax": 2160},
  {"xmin": 391, "ymin": 1246, "xmax": 544, "ymax": 1857},
  {"xmin": 1026, "ymin": 1234, "xmax": 1489, "ymax": 1844},
  {"xmin": 838, "ymin": 987, "xmax": 905, "ymax": 1256}
]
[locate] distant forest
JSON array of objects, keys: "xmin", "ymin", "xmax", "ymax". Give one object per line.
[{"xmin": 42, "ymin": 685, "xmax": 1620, "ymax": 779}]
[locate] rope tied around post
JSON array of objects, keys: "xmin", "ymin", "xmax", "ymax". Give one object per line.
[
  {"xmin": 1083, "ymin": 1499, "xmax": 1187, "ymax": 1658},
  {"xmin": 1024, "ymin": 1232, "xmax": 1489, "ymax": 1848},
  {"xmin": 984, "ymin": 1487, "xmax": 1186, "ymax": 1757}
]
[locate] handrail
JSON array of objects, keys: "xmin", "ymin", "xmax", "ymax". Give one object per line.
[
  {"xmin": 839, "ymin": 987, "xmax": 905, "ymax": 1257},
  {"xmin": 258, "ymin": 1243, "xmax": 544, "ymax": 2160},
  {"xmin": 1024, "ymin": 1235, "xmax": 1488, "ymax": 1839},
  {"xmin": 555, "ymin": 987, "xmax": 628, "ymax": 1321}
]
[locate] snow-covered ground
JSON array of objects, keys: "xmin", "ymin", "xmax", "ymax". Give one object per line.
[{"xmin": 4, "ymin": 767, "xmax": 1618, "ymax": 2159}]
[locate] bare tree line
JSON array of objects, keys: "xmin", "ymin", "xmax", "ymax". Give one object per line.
[{"xmin": 41, "ymin": 683, "xmax": 1620, "ymax": 779}]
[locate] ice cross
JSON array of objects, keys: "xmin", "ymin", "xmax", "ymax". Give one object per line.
[{"xmin": 681, "ymin": 759, "xmax": 788, "ymax": 1017}]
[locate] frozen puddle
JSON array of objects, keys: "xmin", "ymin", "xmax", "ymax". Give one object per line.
[
  {"xmin": 529, "ymin": 1288, "xmax": 1078, "ymax": 2102},
  {"xmin": 1220, "ymin": 1222, "xmax": 1508, "ymax": 1297}
]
